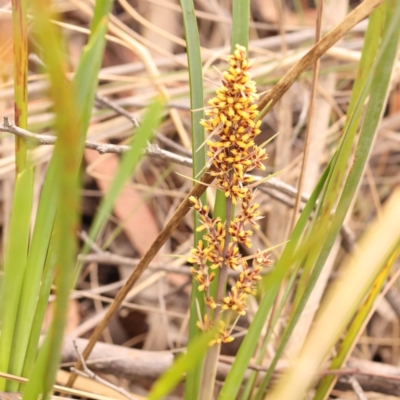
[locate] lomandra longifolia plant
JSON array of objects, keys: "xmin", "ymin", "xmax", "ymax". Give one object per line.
[{"xmin": 188, "ymin": 45, "xmax": 271, "ymax": 346}]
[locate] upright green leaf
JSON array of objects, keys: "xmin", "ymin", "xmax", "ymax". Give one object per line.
[
  {"xmin": 0, "ymin": 168, "xmax": 33, "ymax": 391},
  {"xmin": 179, "ymin": 0, "xmax": 206, "ymax": 397}
]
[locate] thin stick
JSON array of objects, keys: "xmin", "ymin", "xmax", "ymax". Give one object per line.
[
  {"xmin": 0, "ymin": 116, "xmax": 193, "ymax": 167},
  {"xmin": 289, "ymin": 0, "xmax": 323, "ymax": 233}
]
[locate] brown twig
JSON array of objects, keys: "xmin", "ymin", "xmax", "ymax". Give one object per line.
[{"xmin": 0, "ymin": 116, "xmax": 193, "ymax": 167}]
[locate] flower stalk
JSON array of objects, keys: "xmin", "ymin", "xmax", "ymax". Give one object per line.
[{"xmin": 188, "ymin": 45, "xmax": 271, "ymax": 399}]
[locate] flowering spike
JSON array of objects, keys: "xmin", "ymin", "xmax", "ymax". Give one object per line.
[{"xmin": 187, "ymin": 44, "xmax": 273, "ymax": 345}]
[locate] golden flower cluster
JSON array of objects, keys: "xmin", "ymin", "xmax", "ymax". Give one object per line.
[
  {"xmin": 200, "ymin": 44, "xmax": 268, "ymax": 204},
  {"xmin": 189, "ymin": 44, "xmax": 271, "ymax": 344}
]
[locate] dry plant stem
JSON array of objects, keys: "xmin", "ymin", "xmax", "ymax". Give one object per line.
[
  {"xmin": 64, "ymin": 167, "xmax": 215, "ymax": 388},
  {"xmin": 289, "ymin": 0, "xmax": 323, "ymax": 233},
  {"xmin": 0, "ymin": 116, "xmax": 193, "ymax": 167},
  {"xmin": 257, "ymin": 0, "xmax": 385, "ymax": 117},
  {"xmin": 199, "ymin": 344, "xmax": 221, "ymax": 400}
]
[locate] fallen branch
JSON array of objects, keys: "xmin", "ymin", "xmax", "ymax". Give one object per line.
[{"xmin": 60, "ymin": 337, "xmax": 400, "ymax": 397}]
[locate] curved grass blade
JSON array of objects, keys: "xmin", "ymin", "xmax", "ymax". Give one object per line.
[
  {"xmin": 19, "ymin": 1, "xmax": 113, "ymax": 397},
  {"xmin": 0, "ymin": 168, "xmax": 33, "ymax": 391}
]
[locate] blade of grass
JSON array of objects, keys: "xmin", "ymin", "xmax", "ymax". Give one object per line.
[
  {"xmin": 178, "ymin": 0, "xmax": 206, "ymax": 397},
  {"xmin": 269, "ymin": 189, "xmax": 400, "ymax": 399},
  {"xmin": 9, "ymin": 156, "xmax": 59, "ymax": 390},
  {"xmin": 239, "ymin": 268, "xmax": 299, "ymax": 400},
  {"xmin": 231, "ymin": 0, "xmax": 249, "ymax": 53},
  {"xmin": 254, "ymin": 1, "xmax": 399, "ymax": 395},
  {"xmin": 0, "ymin": 168, "xmax": 33, "ymax": 391},
  {"xmin": 290, "ymin": 0, "xmax": 385, "ymax": 312},
  {"xmin": 20, "ymin": 221, "xmax": 58, "ymax": 383},
  {"xmin": 73, "ymin": 11, "xmax": 113, "ymax": 146}
]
